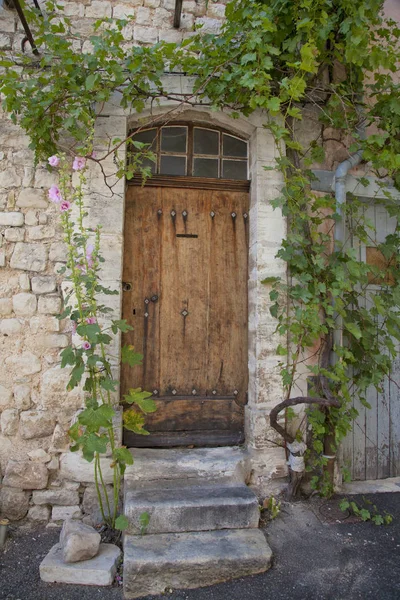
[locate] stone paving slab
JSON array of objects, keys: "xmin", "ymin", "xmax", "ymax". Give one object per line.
[{"xmin": 39, "ymin": 542, "xmax": 121, "ymax": 586}]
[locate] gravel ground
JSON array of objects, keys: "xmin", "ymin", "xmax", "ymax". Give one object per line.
[{"xmin": 1, "ymin": 493, "xmax": 399, "ymax": 600}]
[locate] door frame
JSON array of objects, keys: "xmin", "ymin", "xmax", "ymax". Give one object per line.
[{"xmin": 87, "ymin": 93, "xmax": 288, "ymax": 491}]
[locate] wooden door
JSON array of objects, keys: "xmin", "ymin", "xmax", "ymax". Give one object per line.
[
  {"xmin": 341, "ymin": 203, "xmax": 400, "ymax": 479},
  {"xmin": 121, "ymin": 185, "xmax": 249, "ymax": 447}
]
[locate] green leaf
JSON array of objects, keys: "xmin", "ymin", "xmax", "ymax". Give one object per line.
[
  {"xmin": 123, "ymin": 409, "xmax": 150, "ymax": 435},
  {"xmin": 121, "ymin": 344, "xmax": 143, "ymax": 367},
  {"xmin": 123, "ymin": 388, "xmax": 156, "ymax": 413},
  {"xmin": 60, "ymin": 346, "xmax": 75, "ymax": 368},
  {"xmin": 111, "ymin": 319, "xmax": 133, "ymax": 334},
  {"xmin": 344, "ymin": 322, "xmax": 362, "ymax": 340},
  {"xmin": 139, "ymin": 511, "xmax": 150, "ymax": 535},
  {"xmin": 115, "ymin": 514, "xmax": 129, "ymax": 531},
  {"xmin": 85, "ymin": 73, "xmax": 98, "ymax": 91}
]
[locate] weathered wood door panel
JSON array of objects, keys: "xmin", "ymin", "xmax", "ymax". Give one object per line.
[
  {"xmin": 121, "ymin": 186, "xmax": 249, "ymax": 447},
  {"xmin": 341, "ymin": 203, "xmax": 400, "ymax": 479}
]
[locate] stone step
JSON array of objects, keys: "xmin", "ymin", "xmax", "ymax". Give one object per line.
[
  {"xmin": 123, "ymin": 529, "xmax": 272, "ymax": 599},
  {"xmin": 124, "ymin": 481, "xmax": 260, "ymax": 534},
  {"xmin": 124, "ymin": 447, "xmax": 246, "ymax": 484}
]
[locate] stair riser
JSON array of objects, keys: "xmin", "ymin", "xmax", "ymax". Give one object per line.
[
  {"xmin": 125, "ymin": 502, "xmax": 259, "ymax": 535},
  {"xmin": 124, "ymin": 447, "xmax": 246, "ymax": 484},
  {"xmin": 123, "ymin": 530, "xmax": 272, "ymax": 599}
]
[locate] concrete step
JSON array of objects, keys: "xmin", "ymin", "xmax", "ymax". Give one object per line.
[
  {"xmin": 123, "ymin": 529, "xmax": 272, "ymax": 599},
  {"xmin": 124, "ymin": 481, "xmax": 260, "ymax": 534},
  {"xmin": 124, "ymin": 447, "xmax": 246, "ymax": 484}
]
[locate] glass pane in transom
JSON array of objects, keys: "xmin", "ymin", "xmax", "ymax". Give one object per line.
[
  {"xmin": 131, "ymin": 128, "xmax": 157, "ymax": 151},
  {"xmin": 161, "ymin": 127, "xmax": 187, "ymax": 153},
  {"xmin": 222, "ymin": 160, "xmax": 248, "ymax": 180},
  {"xmin": 160, "ymin": 155, "xmax": 186, "ymax": 176},
  {"xmin": 193, "ymin": 157, "xmax": 219, "ymax": 178},
  {"xmin": 223, "ymin": 134, "xmax": 247, "ymax": 158},
  {"xmin": 193, "ymin": 128, "xmax": 219, "ymax": 155}
]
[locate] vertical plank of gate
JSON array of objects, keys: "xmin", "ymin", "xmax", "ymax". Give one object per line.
[
  {"xmin": 206, "ymin": 191, "xmax": 248, "ymax": 402},
  {"xmin": 121, "ymin": 187, "xmax": 162, "ymax": 396},
  {"xmin": 376, "ymin": 205, "xmax": 391, "ymax": 478},
  {"xmin": 159, "ymin": 188, "xmax": 211, "ymax": 396},
  {"xmin": 351, "ymin": 207, "xmax": 367, "ymax": 480},
  {"xmin": 365, "ymin": 290, "xmax": 379, "ymax": 480},
  {"xmin": 389, "ymin": 355, "xmax": 400, "ymax": 477}
]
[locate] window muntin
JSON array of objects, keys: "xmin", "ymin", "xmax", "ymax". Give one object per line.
[{"xmin": 129, "ymin": 124, "xmax": 248, "ymax": 181}]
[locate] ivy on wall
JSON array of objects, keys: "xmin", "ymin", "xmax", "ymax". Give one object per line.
[{"xmin": 1, "ymin": 0, "xmax": 400, "ymax": 498}]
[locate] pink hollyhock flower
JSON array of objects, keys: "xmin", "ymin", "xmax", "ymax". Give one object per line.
[
  {"xmin": 86, "ymin": 317, "xmax": 97, "ymax": 324},
  {"xmin": 60, "ymin": 201, "xmax": 71, "ymax": 212},
  {"xmin": 48, "ymin": 185, "xmax": 62, "ymax": 203},
  {"xmin": 73, "ymin": 156, "xmax": 86, "ymax": 171},
  {"xmin": 48, "ymin": 155, "xmax": 60, "ymax": 167},
  {"xmin": 82, "ymin": 341, "xmax": 91, "ymax": 350}
]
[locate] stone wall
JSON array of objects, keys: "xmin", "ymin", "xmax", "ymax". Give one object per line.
[{"xmin": 0, "ymin": 0, "xmax": 232, "ymax": 523}]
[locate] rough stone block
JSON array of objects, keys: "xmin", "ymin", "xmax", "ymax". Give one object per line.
[
  {"xmin": 0, "ymin": 168, "xmax": 21, "ymax": 188},
  {"xmin": 133, "ymin": 26, "xmax": 158, "ymax": 43},
  {"xmin": 0, "ymin": 486, "xmax": 30, "ymax": 521},
  {"xmin": 3, "ymin": 459, "xmax": 49, "ymax": 490},
  {"xmin": 19, "ymin": 410, "xmax": 55, "ymax": 439},
  {"xmin": 85, "ymin": 0, "xmax": 112, "ymax": 18},
  {"xmin": 31, "ymin": 276, "xmax": 56, "ymax": 294},
  {"xmin": 29, "ymin": 315, "xmax": 60, "ymax": 333},
  {"xmin": 50, "ymin": 423, "xmax": 69, "ymax": 453},
  {"xmin": 5, "ymin": 352, "xmax": 41, "ymax": 376},
  {"xmin": 60, "ymin": 519, "xmax": 101, "ymax": 563},
  {"xmin": 123, "ymin": 529, "xmax": 272, "ymax": 599},
  {"xmin": 125, "ymin": 482, "xmax": 260, "ymax": 535},
  {"xmin": 25, "ymin": 210, "xmax": 38, "ymax": 226},
  {"xmin": 38, "ymin": 295, "xmax": 62, "ymax": 315},
  {"xmin": 0, "ymin": 298, "xmax": 12, "ymax": 315},
  {"xmin": 82, "ymin": 485, "xmax": 116, "ymax": 525},
  {"xmin": 124, "ymin": 447, "xmax": 246, "ymax": 484},
  {"xmin": 13, "ymin": 384, "xmax": 31, "ymax": 410},
  {"xmin": 136, "ymin": 6, "xmax": 151, "ymax": 24},
  {"xmin": 52, "ymin": 505, "xmax": 82, "ymax": 520},
  {"xmin": 0, "ymin": 318, "xmax": 22, "ymax": 335},
  {"xmin": 4, "ymin": 227, "xmax": 24, "ymax": 242},
  {"xmin": 195, "ymin": 16, "xmax": 222, "ymax": 33},
  {"xmin": 0, "ymin": 384, "xmax": 13, "ymax": 409},
  {"xmin": 16, "ymin": 188, "xmax": 48, "ymax": 208},
  {"xmin": 32, "ymin": 487, "xmax": 79, "ymax": 506},
  {"xmin": 28, "ymin": 449, "xmax": 51, "ymax": 462},
  {"xmin": 0, "ymin": 211, "xmax": 24, "ymax": 226},
  {"xmin": 40, "ymin": 543, "xmax": 121, "ymax": 585},
  {"xmin": 0, "ymin": 408, "xmax": 19, "ymax": 436},
  {"xmin": 60, "ymin": 453, "xmax": 114, "ymax": 484},
  {"xmin": 36, "ymin": 333, "xmax": 69, "ymax": 348},
  {"xmin": 28, "ymin": 505, "xmax": 51, "ymax": 521},
  {"xmin": 10, "ymin": 242, "xmax": 47, "ymax": 272},
  {"xmin": 49, "ymin": 241, "xmax": 67, "ymax": 262},
  {"xmin": 12, "ymin": 292, "xmax": 37, "ymax": 316},
  {"xmin": 34, "ymin": 168, "xmax": 56, "ymax": 189},
  {"xmin": 19, "ymin": 273, "xmax": 30, "ymax": 291},
  {"xmin": 27, "ymin": 225, "xmax": 56, "ymax": 240},
  {"xmin": 0, "ymin": 249, "xmax": 5, "ymax": 267},
  {"xmin": 40, "ymin": 365, "xmax": 81, "ymax": 409}
]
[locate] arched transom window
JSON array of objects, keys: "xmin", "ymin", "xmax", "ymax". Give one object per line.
[{"xmin": 128, "ymin": 124, "xmax": 249, "ymax": 181}]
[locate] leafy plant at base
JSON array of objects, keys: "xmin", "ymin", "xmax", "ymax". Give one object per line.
[
  {"xmin": 1, "ymin": 0, "xmax": 400, "ymax": 502},
  {"xmin": 339, "ymin": 497, "xmax": 393, "ymax": 526},
  {"xmin": 51, "ymin": 155, "xmax": 153, "ymax": 529}
]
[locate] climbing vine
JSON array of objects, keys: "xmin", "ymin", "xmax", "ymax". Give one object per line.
[{"xmin": 1, "ymin": 0, "xmax": 400, "ymax": 500}]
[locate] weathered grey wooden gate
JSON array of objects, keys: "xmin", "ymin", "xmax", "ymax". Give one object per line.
[{"xmin": 341, "ymin": 202, "xmax": 400, "ymax": 480}]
